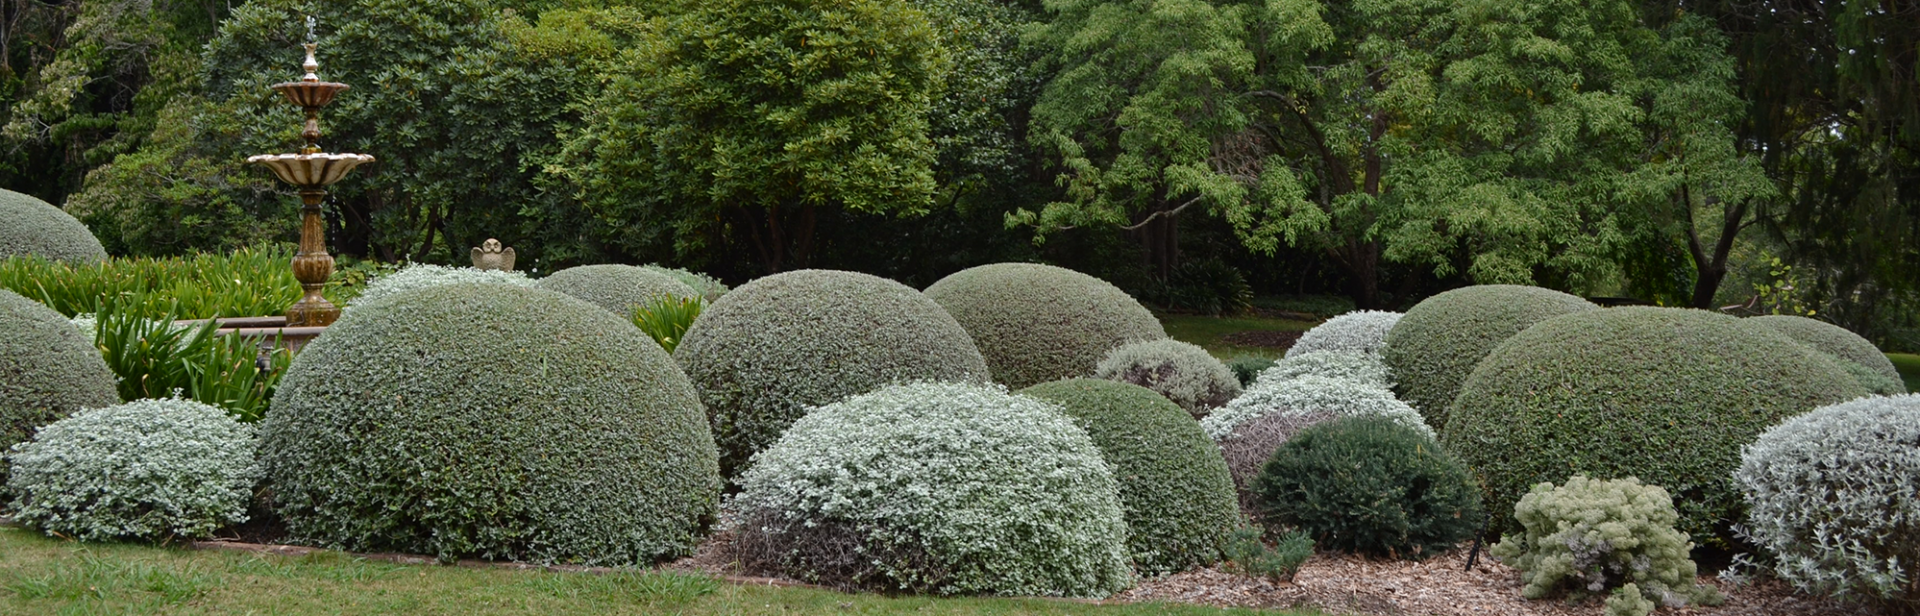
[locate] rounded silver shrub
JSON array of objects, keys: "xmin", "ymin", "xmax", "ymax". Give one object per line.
[
  {"xmin": 925, "ymin": 263, "xmax": 1165, "ymax": 389},
  {"xmin": 1382, "ymin": 285, "xmax": 1597, "ymax": 429},
  {"xmin": 5, "ymin": 398, "xmax": 257, "ymax": 541},
  {"xmin": 1286, "ymin": 310, "xmax": 1401, "ymax": 358},
  {"xmin": 350, "ymin": 263, "xmax": 535, "ymax": 308},
  {"xmin": 1254, "ymin": 350, "xmax": 1393, "ymax": 390},
  {"xmin": 538, "ymin": 264, "xmax": 698, "ymax": 317},
  {"xmin": 733, "ymin": 382, "xmax": 1132, "ymax": 597},
  {"xmin": 0, "ymin": 289, "xmax": 119, "ymax": 468},
  {"xmin": 1736, "ymin": 394, "xmax": 1919, "ymax": 611},
  {"xmin": 673, "ymin": 269, "xmax": 989, "ymax": 478},
  {"xmin": 1742, "ymin": 315, "xmax": 1904, "ymax": 394},
  {"xmin": 0, "ymin": 188, "xmax": 107, "ymax": 265},
  {"xmin": 262, "ymin": 283, "xmax": 720, "ymax": 565},
  {"xmin": 1093, "ymin": 339, "xmax": 1241, "ymax": 418}
]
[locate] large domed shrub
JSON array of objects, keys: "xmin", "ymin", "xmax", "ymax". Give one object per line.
[
  {"xmin": 1253, "ymin": 415, "xmax": 1483, "ymax": 559},
  {"xmin": 1735, "ymin": 394, "xmax": 1920, "ymax": 612},
  {"xmin": 262, "ymin": 283, "xmax": 720, "ymax": 565},
  {"xmin": 350, "ymin": 263, "xmax": 535, "ymax": 307},
  {"xmin": 1, "ymin": 289, "xmax": 119, "ymax": 470},
  {"xmin": 0, "ymin": 188, "xmax": 107, "ymax": 265},
  {"xmin": 1445, "ymin": 307, "xmax": 1868, "ymax": 544},
  {"xmin": 1382, "ymin": 285, "xmax": 1597, "ymax": 429},
  {"xmin": 925, "ymin": 263, "xmax": 1165, "ymax": 389},
  {"xmin": 1020, "ymin": 379, "xmax": 1239, "ymax": 575},
  {"xmin": 5, "ymin": 398, "xmax": 257, "ymax": 541},
  {"xmin": 1743, "ymin": 315, "xmax": 1905, "ymax": 394},
  {"xmin": 674, "ymin": 269, "xmax": 988, "ymax": 478},
  {"xmin": 1286, "ymin": 310, "xmax": 1402, "ymax": 358},
  {"xmin": 732, "ymin": 382, "xmax": 1131, "ymax": 597},
  {"xmin": 1092, "ymin": 339, "xmax": 1241, "ymax": 418},
  {"xmin": 538, "ymin": 264, "xmax": 698, "ymax": 317}
]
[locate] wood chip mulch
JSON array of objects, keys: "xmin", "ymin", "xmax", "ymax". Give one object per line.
[{"xmin": 1221, "ymin": 329, "xmax": 1304, "ymax": 349}]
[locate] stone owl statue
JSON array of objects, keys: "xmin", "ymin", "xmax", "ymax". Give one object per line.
[{"xmin": 471, "ymin": 238, "xmax": 515, "ymax": 272}]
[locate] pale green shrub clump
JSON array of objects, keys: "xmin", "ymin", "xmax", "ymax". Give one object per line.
[
  {"xmin": 263, "ymin": 283, "xmax": 719, "ymax": 565},
  {"xmin": 1736, "ymin": 394, "xmax": 1920, "ymax": 612},
  {"xmin": 1382, "ymin": 285, "xmax": 1597, "ymax": 428},
  {"xmin": 538, "ymin": 264, "xmax": 698, "ymax": 317},
  {"xmin": 0, "ymin": 289, "xmax": 119, "ymax": 468},
  {"xmin": 675, "ymin": 269, "xmax": 989, "ymax": 478},
  {"xmin": 733, "ymin": 382, "xmax": 1132, "ymax": 597},
  {"xmin": 1019, "ymin": 379, "xmax": 1239, "ymax": 575},
  {"xmin": 1202, "ymin": 375, "xmax": 1430, "ymax": 442},
  {"xmin": 0, "ymin": 188, "xmax": 107, "ymax": 265},
  {"xmin": 1492, "ymin": 476, "xmax": 1722, "ymax": 616},
  {"xmin": 1286, "ymin": 310, "xmax": 1401, "ymax": 358},
  {"xmin": 925, "ymin": 263, "xmax": 1165, "ymax": 389},
  {"xmin": 5, "ymin": 398, "xmax": 259, "ymax": 541},
  {"xmin": 1093, "ymin": 339, "xmax": 1241, "ymax": 418},
  {"xmin": 1742, "ymin": 315, "xmax": 1906, "ymax": 394},
  {"xmin": 1254, "ymin": 350, "xmax": 1393, "ymax": 390},
  {"xmin": 349, "ymin": 263, "xmax": 535, "ymax": 307}
]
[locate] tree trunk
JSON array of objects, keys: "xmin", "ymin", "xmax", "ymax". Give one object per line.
[
  {"xmin": 1686, "ymin": 195, "xmax": 1750, "ymax": 309},
  {"xmin": 731, "ymin": 202, "xmax": 821, "ymax": 275}
]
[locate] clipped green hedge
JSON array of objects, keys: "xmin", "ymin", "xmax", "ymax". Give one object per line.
[
  {"xmin": 1743, "ymin": 315, "xmax": 1904, "ymax": 394},
  {"xmin": 1020, "ymin": 379, "xmax": 1239, "ymax": 575},
  {"xmin": 538, "ymin": 264, "xmax": 698, "ymax": 317},
  {"xmin": 0, "ymin": 188, "xmax": 107, "ymax": 265},
  {"xmin": 1, "ymin": 289, "xmax": 119, "ymax": 470},
  {"xmin": 674, "ymin": 269, "xmax": 989, "ymax": 478},
  {"xmin": 925, "ymin": 263, "xmax": 1165, "ymax": 389},
  {"xmin": 262, "ymin": 283, "xmax": 720, "ymax": 565},
  {"xmin": 1444, "ymin": 307, "xmax": 1868, "ymax": 544},
  {"xmin": 1382, "ymin": 285, "xmax": 1596, "ymax": 429}
]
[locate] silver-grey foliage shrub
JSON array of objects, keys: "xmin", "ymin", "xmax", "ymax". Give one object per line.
[
  {"xmin": 1492, "ymin": 476, "xmax": 1722, "ymax": 616},
  {"xmin": 732, "ymin": 382, "xmax": 1132, "ymax": 597},
  {"xmin": 925, "ymin": 263, "xmax": 1166, "ymax": 389},
  {"xmin": 0, "ymin": 289, "xmax": 119, "ymax": 476},
  {"xmin": 1254, "ymin": 350, "xmax": 1393, "ymax": 390},
  {"xmin": 1285, "ymin": 310, "xmax": 1401, "ymax": 358},
  {"xmin": 538, "ymin": 264, "xmax": 698, "ymax": 317},
  {"xmin": 0, "ymin": 188, "xmax": 107, "ymax": 265},
  {"xmin": 642, "ymin": 264, "xmax": 729, "ymax": 302},
  {"xmin": 5, "ymin": 398, "xmax": 258, "ymax": 541},
  {"xmin": 675, "ymin": 269, "xmax": 989, "ymax": 479},
  {"xmin": 1201, "ymin": 375, "xmax": 1431, "ymax": 442},
  {"xmin": 1093, "ymin": 339, "xmax": 1241, "ymax": 418},
  {"xmin": 349, "ymin": 263, "xmax": 535, "ymax": 308},
  {"xmin": 263, "ymin": 283, "xmax": 720, "ymax": 566},
  {"xmin": 1736, "ymin": 394, "xmax": 1919, "ymax": 612}
]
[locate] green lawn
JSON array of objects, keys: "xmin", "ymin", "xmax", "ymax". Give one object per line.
[
  {"xmin": 1159, "ymin": 313, "xmax": 1318, "ymax": 360},
  {"xmin": 0, "ymin": 528, "xmax": 1305, "ymax": 615},
  {"xmin": 1890, "ymin": 353, "xmax": 1920, "ymax": 393}
]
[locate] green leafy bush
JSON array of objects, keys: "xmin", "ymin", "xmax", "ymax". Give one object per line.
[
  {"xmin": 1743, "ymin": 315, "xmax": 1905, "ymax": 394},
  {"xmin": 1286, "ymin": 310, "xmax": 1402, "ymax": 358},
  {"xmin": 1382, "ymin": 285, "xmax": 1597, "ymax": 428},
  {"xmin": 349, "ymin": 264, "xmax": 534, "ymax": 308},
  {"xmin": 1222, "ymin": 526, "xmax": 1313, "ymax": 583},
  {"xmin": 674, "ymin": 269, "xmax": 988, "ymax": 478},
  {"xmin": 5, "ymin": 398, "xmax": 258, "ymax": 541},
  {"xmin": 262, "ymin": 283, "xmax": 720, "ymax": 565},
  {"xmin": 1019, "ymin": 379, "xmax": 1239, "ymax": 575},
  {"xmin": 1253, "ymin": 415, "xmax": 1483, "ymax": 559},
  {"xmin": 732, "ymin": 382, "xmax": 1131, "ymax": 597},
  {"xmin": 1092, "ymin": 339, "xmax": 1241, "ymax": 418},
  {"xmin": 1492, "ymin": 476, "xmax": 1722, "ymax": 614},
  {"xmin": 1445, "ymin": 306, "xmax": 1868, "ymax": 544},
  {"xmin": 0, "ymin": 289, "xmax": 119, "ymax": 471},
  {"xmin": 1735, "ymin": 394, "xmax": 1920, "ymax": 612},
  {"xmin": 0, "ymin": 247, "xmax": 349, "ymax": 320},
  {"xmin": 537, "ymin": 264, "xmax": 697, "ymax": 318},
  {"xmin": 631, "ymin": 295, "xmax": 705, "ymax": 353},
  {"xmin": 1225, "ymin": 357, "xmax": 1276, "ymax": 387},
  {"xmin": 926, "ymin": 263, "xmax": 1165, "ymax": 389},
  {"xmin": 1255, "ymin": 350, "xmax": 1393, "ymax": 390},
  {"xmin": 90, "ymin": 300, "xmax": 293, "ymax": 422},
  {"xmin": 0, "ymin": 188, "xmax": 107, "ymax": 265}
]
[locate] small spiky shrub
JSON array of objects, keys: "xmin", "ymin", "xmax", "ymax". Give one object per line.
[
  {"xmin": 1225, "ymin": 357, "xmax": 1276, "ymax": 387},
  {"xmin": 1093, "ymin": 339, "xmax": 1241, "ymax": 418},
  {"xmin": 5, "ymin": 398, "xmax": 258, "ymax": 541},
  {"xmin": 90, "ymin": 299, "xmax": 292, "ymax": 421},
  {"xmin": 1254, "ymin": 350, "xmax": 1393, "ymax": 390},
  {"xmin": 1492, "ymin": 476, "xmax": 1722, "ymax": 616},
  {"xmin": 1736, "ymin": 394, "xmax": 1920, "ymax": 613},
  {"xmin": 0, "ymin": 289, "xmax": 119, "ymax": 472},
  {"xmin": 1020, "ymin": 379, "xmax": 1240, "ymax": 575},
  {"xmin": 733, "ymin": 382, "xmax": 1132, "ymax": 597},
  {"xmin": 631, "ymin": 295, "xmax": 705, "ymax": 352},
  {"xmin": 0, "ymin": 188, "xmax": 107, "ymax": 265},
  {"xmin": 349, "ymin": 263, "xmax": 534, "ymax": 308},
  {"xmin": 1286, "ymin": 310, "xmax": 1401, "ymax": 358},
  {"xmin": 538, "ymin": 264, "xmax": 697, "ymax": 317},
  {"xmin": 925, "ymin": 263, "xmax": 1165, "ymax": 389},
  {"xmin": 1254, "ymin": 415, "xmax": 1482, "ymax": 559},
  {"xmin": 1382, "ymin": 285, "xmax": 1598, "ymax": 428},
  {"xmin": 1222, "ymin": 526, "xmax": 1313, "ymax": 583}
]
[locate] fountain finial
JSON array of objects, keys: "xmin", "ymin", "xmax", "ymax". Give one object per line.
[{"xmin": 301, "ymin": 43, "xmax": 320, "ymax": 83}]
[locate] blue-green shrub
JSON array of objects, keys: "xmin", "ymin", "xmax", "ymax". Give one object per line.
[
  {"xmin": 925, "ymin": 263, "xmax": 1165, "ymax": 389},
  {"xmin": 1093, "ymin": 339, "xmax": 1240, "ymax": 418},
  {"xmin": 1382, "ymin": 285, "xmax": 1597, "ymax": 428},
  {"xmin": 732, "ymin": 382, "xmax": 1131, "ymax": 597},
  {"xmin": 1020, "ymin": 379, "xmax": 1239, "ymax": 575},
  {"xmin": 263, "ymin": 283, "xmax": 720, "ymax": 565},
  {"xmin": 0, "ymin": 188, "xmax": 106, "ymax": 265},
  {"xmin": 538, "ymin": 264, "xmax": 697, "ymax": 317},
  {"xmin": 674, "ymin": 269, "xmax": 989, "ymax": 478},
  {"xmin": 1253, "ymin": 415, "xmax": 1482, "ymax": 559}
]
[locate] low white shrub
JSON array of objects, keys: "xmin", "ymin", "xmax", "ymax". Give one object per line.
[
  {"xmin": 1201, "ymin": 375, "xmax": 1429, "ymax": 442},
  {"xmin": 349, "ymin": 263, "xmax": 535, "ymax": 308},
  {"xmin": 1093, "ymin": 339, "xmax": 1241, "ymax": 418},
  {"xmin": 1254, "ymin": 350, "xmax": 1393, "ymax": 390},
  {"xmin": 1285, "ymin": 310, "xmax": 1401, "ymax": 358}
]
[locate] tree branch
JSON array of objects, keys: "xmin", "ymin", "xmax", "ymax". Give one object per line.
[{"xmin": 1120, "ymin": 195, "xmax": 1203, "ymax": 231}]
